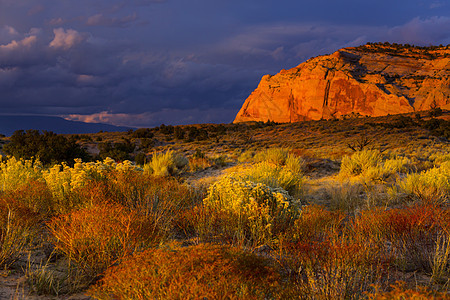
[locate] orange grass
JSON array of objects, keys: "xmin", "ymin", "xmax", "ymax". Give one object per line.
[
  {"xmin": 366, "ymin": 281, "xmax": 450, "ymax": 299},
  {"xmin": 353, "ymin": 204, "xmax": 449, "ymax": 272},
  {"xmin": 88, "ymin": 243, "xmax": 281, "ymax": 300},
  {"xmin": 47, "ymin": 203, "xmax": 162, "ymax": 281},
  {"xmin": 0, "ymin": 196, "xmax": 38, "ymax": 267},
  {"xmin": 287, "ymin": 204, "xmax": 345, "ymax": 242}
]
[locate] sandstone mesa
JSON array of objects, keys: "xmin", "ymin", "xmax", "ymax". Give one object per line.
[{"xmin": 234, "ymin": 43, "xmax": 450, "ymax": 123}]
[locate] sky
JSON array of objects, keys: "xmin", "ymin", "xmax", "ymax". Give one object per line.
[{"xmin": 0, "ymin": 0, "xmax": 450, "ymax": 128}]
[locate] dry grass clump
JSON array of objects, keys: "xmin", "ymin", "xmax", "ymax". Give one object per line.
[
  {"xmin": 47, "ymin": 203, "xmax": 162, "ymax": 283},
  {"xmin": 276, "ymin": 204, "xmax": 450, "ymax": 299},
  {"xmin": 281, "ymin": 238, "xmax": 389, "ymax": 299},
  {"xmin": 339, "ymin": 149, "xmax": 383, "ymax": 178},
  {"xmin": 237, "ymin": 161, "xmax": 303, "ymax": 198},
  {"xmin": 0, "ymin": 197, "xmax": 38, "ymax": 268},
  {"xmin": 339, "ymin": 150, "xmax": 413, "ymax": 184},
  {"xmin": 325, "ymin": 180, "xmax": 366, "ymax": 212},
  {"xmin": 353, "ymin": 204, "xmax": 449, "ymax": 273},
  {"xmin": 144, "ymin": 150, "xmax": 188, "ymax": 176},
  {"xmin": 286, "ymin": 204, "xmax": 345, "ymax": 242},
  {"xmin": 88, "ymin": 243, "xmax": 281, "ymax": 300},
  {"xmin": 398, "ymin": 161, "xmax": 450, "ymax": 204},
  {"xmin": 278, "ymin": 205, "xmax": 389, "ymax": 299},
  {"xmin": 366, "ymin": 281, "xmax": 450, "ymax": 299}
]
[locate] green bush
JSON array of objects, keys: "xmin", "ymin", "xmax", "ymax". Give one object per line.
[
  {"xmin": 131, "ymin": 128, "xmax": 154, "ymax": 139},
  {"xmin": 98, "ymin": 139, "xmax": 135, "ymax": 161},
  {"xmin": 3, "ymin": 130, "xmax": 89, "ymax": 165}
]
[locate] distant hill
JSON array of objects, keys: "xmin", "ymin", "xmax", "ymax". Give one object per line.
[
  {"xmin": 234, "ymin": 43, "xmax": 450, "ymax": 123},
  {"xmin": 0, "ymin": 115, "xmax": 132, "ymax": 136}
]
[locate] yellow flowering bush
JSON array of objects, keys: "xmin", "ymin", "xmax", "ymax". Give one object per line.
[
  {"xmin": 42, "ymin": 158, "xmax": 142, "ymax": 212},
  {"xmin": 0, "ymin": 156, "xmax": 42, "ymax": 191},
  {"xmin": 204, "ymin": 175, "xmax": 300, "ymax": 245}
]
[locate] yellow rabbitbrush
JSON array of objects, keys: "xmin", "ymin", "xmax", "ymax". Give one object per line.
[{"xmin": 204, "ymin": 174, "xmax": 301, "ymax": 246}]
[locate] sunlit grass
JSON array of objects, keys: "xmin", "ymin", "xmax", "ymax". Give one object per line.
[{"xmin": 0, "ymin": 115, "xmax": 450, "ymax": 298}]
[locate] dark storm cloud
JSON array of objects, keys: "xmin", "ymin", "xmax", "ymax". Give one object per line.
[{"xmin": 0, "ymin": 0, "xmax": 449, "ymax": 127}]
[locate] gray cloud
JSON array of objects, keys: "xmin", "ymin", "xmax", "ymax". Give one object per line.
[
  {"xmin": 1, "ymin": 3, "xmax": 450, "ymax": 128},
  {"xmin": 86, "ymin": 13, "xmax": 138, "ymax": 27}
]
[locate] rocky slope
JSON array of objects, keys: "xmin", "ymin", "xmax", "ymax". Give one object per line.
[{"xmin": 234, "ymin": 43, "xmax": 450, "ymax": 123}]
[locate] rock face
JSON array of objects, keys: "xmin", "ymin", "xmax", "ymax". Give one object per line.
[{"xmin": 234, "ymin": 44, "xmax": 450, "ymax": 123}]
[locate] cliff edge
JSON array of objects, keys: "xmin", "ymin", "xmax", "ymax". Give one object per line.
[{"xmin": 234, "ymin": 43, "xmax": 450, "ymax": 123}]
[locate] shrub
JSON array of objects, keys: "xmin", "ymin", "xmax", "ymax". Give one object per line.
[
  {"xmin": 340, "ymin": 151, "xmax": 411, "ymax": 184},
  {"xmin": 131, "ymin": 128, "xmax": 153, "ymax": 139},
  {"xmin": 286, "ymin": 204, "xmax": 345, "ymax": 242},
  {"xmin": 398, "ymin": 161, "xmax": 450, "ymax": 203},
  {"xmin": 326, "ymin": 180, "xmax": 365, "ymax": 212},
  {"xmin": 144, "ymin": 151, "xmax": 188, "ymax": 176},
  {"xmin": 174, "ymin": 126, "xmax": 185, "ymax": 140},
  {"xmin": 42, "ymin": 158, "xmax": 140, "ymax": 213},
  {"xmin": 238, "ymin": 150, "xmax": 255, "ymax": 163},
  {"xmin": 203, "ymin": 175, "xmax": 300, "ymax": 246},
  {"xmin": 189, "ymin": 157, "xmax": 211, "ymax": 172},
  {"xmin": 430, "ymin": 233, "xmax": 450, "ymax": 285},
  {"xmin": 0, "ymin": 156, "xmax": 42, "ymax": 192},
  {"xmin": 1, "ymin": 179, "xmax": 53, "ymax": 217},
  {"xmin": 279, "ymin": 205, "xmax": 389, "ymax": 299},
  {"xmin": 133, "ymin": 152, "xmax": 147, "ymax": 165},
  {"xmin": 97, "ymin": 140, "xmax": 135, "ymax": 162},
  {"xmin": 88, "ymin": 243, "xmax": 281, "ymax": 299},
  {"xmin": 47, "ymin": 203, "xmax": 162, "ymax": 281}
]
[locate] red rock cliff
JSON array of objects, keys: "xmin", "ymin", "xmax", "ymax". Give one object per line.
[{"xmin": 234, "ymin": 44, "xmax": 450, "ymax": 123}]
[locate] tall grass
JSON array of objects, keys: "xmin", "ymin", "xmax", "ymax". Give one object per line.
[
  {"xmin": 352, "ymin": 204, "xmax": 448, "ymax": 272},
  {"xmin": 339, "ymin": 150, "xmax": 411, "ymax": 183},
  {"xmin": 398, "ymin": 161, "xmax": 450, "ymax": 203},
  {"xmin": 144, "ymin": 150, "xmax": 188, "ymax": 176},
  {"xmin": 0, "ymin": 197, "xmax": 37, "ymax": 268},
  {"xmin": 431, "ymin": 233, "xmax": 450, "ymax": 285},
  {"xmin": 47, "ymin": 203, "xmax": 162, "ymax": 282},
  {"xmin": 238, "ymin": 161, "xmax": 303, "ymax": 198},
  {"xmin": 339, "ymin": 150, "xmax": 382, "ymax": 178}
]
